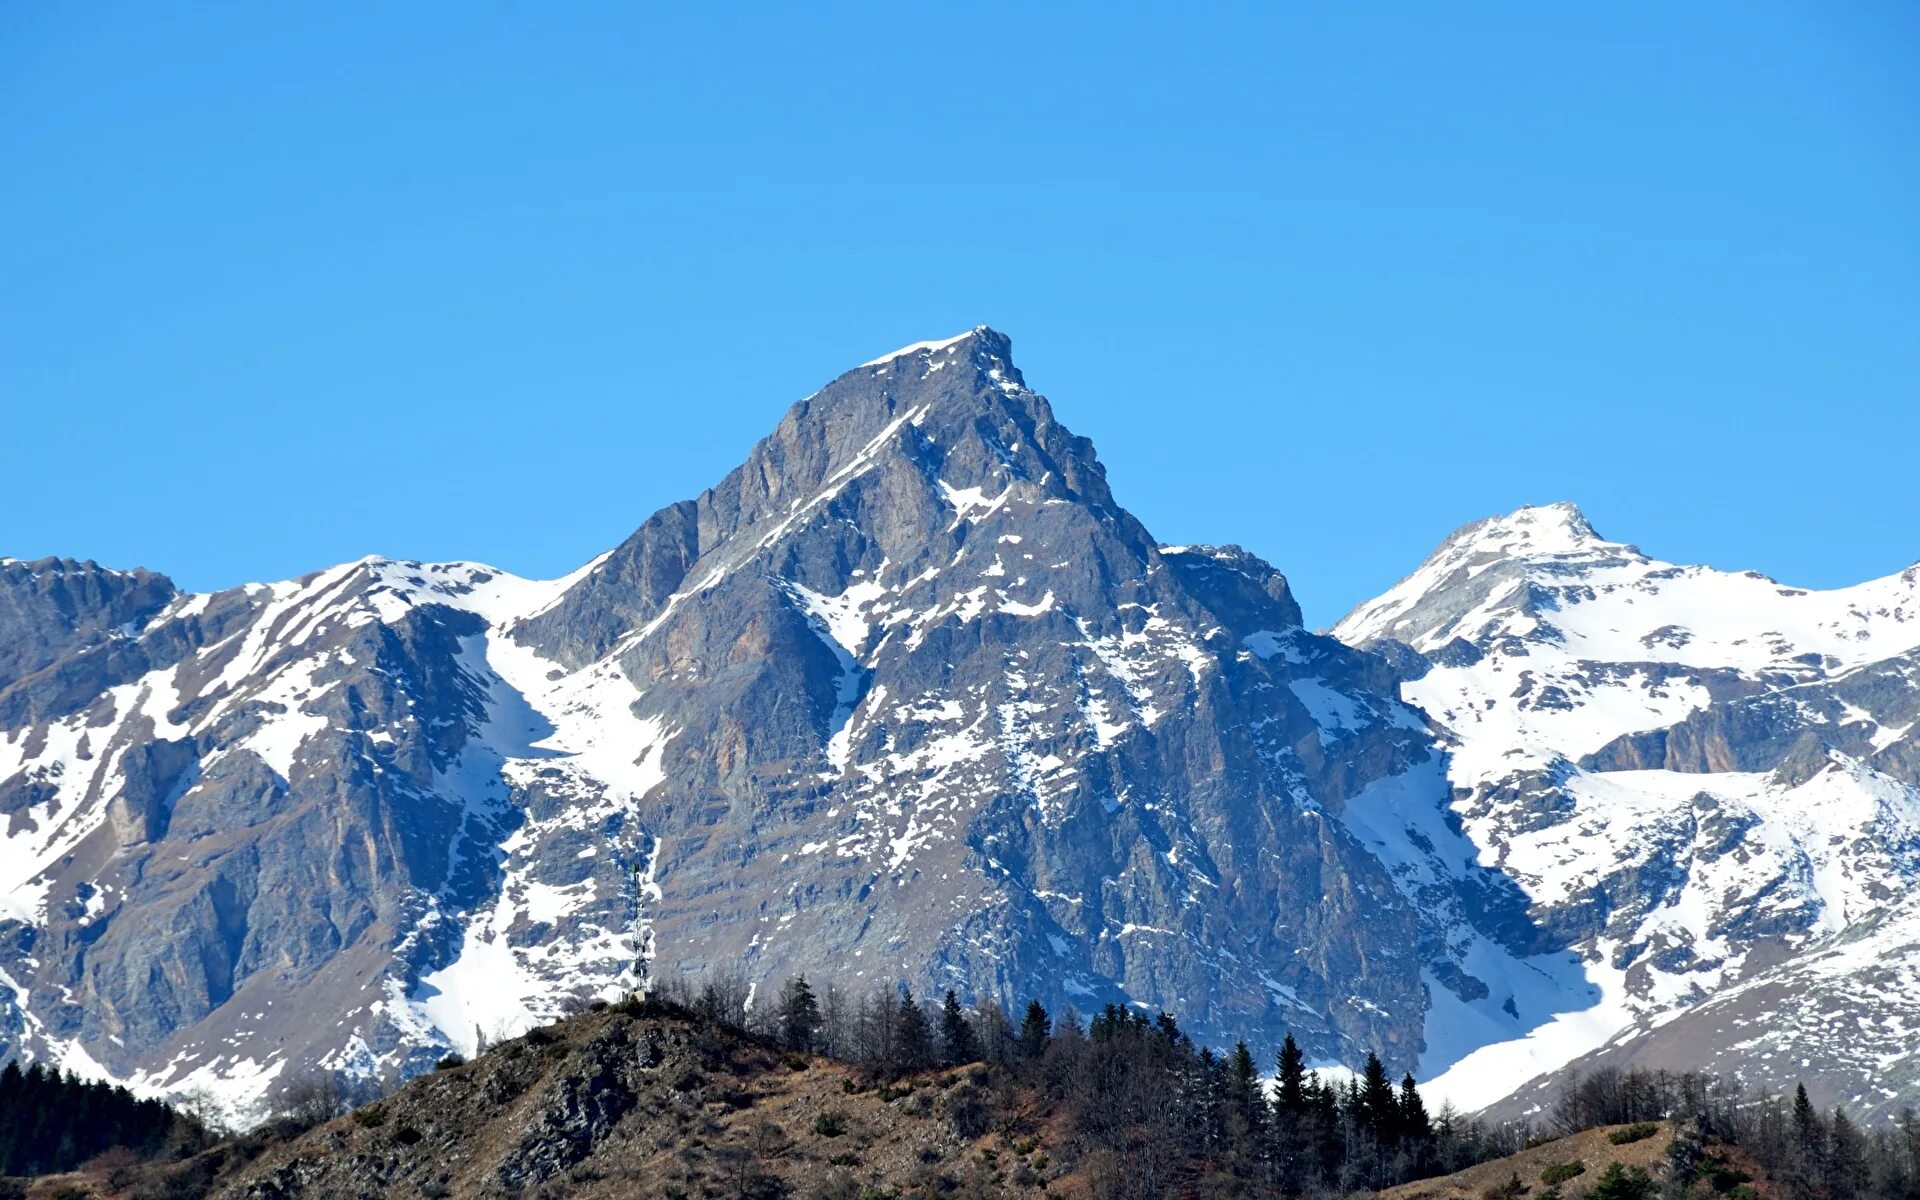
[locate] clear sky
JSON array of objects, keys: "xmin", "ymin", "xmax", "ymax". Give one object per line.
[{"xmin": 5, "ymin": 3, "xmax": 1916, "ymax": 627}]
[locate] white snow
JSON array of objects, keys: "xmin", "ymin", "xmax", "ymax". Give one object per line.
[
  {"xmin": 859, "ymin": 328, "xmax": 982, "ymax": 368},
  {"xmin": 1333, "ymin": 502, "xmax": 1920, "ymax": 1112}
]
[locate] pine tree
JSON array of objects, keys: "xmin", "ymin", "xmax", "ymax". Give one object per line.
[
  {"xmin": 1226, "ymin": 1041, "xmax": 1266, "ymax": 1132},
  {"xmin": 894, "ymin": 987, "xmax": 934, "ymax": 1073},
  {"xmin": 939, "ymin": 989, "xmax": 979, "ymax": 1065},
  {"xmin": 1359, "ymin": 1052, "xmax": 1402, "ymax": 1146},
  {"xmin": 1793, "ymin": 1083, "xmax": 1819, "ymax": 1145},
  {"xmin": 1399, "ymin": 1073, "xmax": 1432, "ymax": 1141},
  {"xmin": 1587, "ymin": 1163, "xmax": 1656, "ymax": 1200},
  {"xmin": 1275, "ymin": 1033, "xmax": 1307, "ymax": 1115},
  {"xmin": 777, "ymin": 976, "xmax": 822, "ymax": 1052},
  {"xmin": 1790, "ymin": 1082, "xmax": 1826, "ymax": 1200},
  {"xmin": 0, "ymin": 1056, "xmax": 201, "ymax": 1176},
  {"xmin": 1018, "ymin": 999, "xmax": 1051, "ymax": 1059},
  {"xmin": 1312, "ymin": 1072, "xmax": 1343, "ymax": 1180},
  {"xmin": 1828, "ymin": 1109, "xmax": 1869, "ymax": 1200}
]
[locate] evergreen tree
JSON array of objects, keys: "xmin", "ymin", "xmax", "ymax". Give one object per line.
[
  {"xmin": 1275, "ymin": 1033, "xmax": 1307, "ymax": 1115},
  {"xmin": 1827, "ymin": 1108, "xmax": 1869, "ymax": 1200},
  {"xmin": 1586, "ymin": 1163, "xmax": 1656, "ymax": 1200},
  {"xmin": 1359, "ymin": 1052, "xmax": 1402, "ymax": 1146},
  {"xmin": 0, "ymin": 1058, "xmax": 202, "ymax": 1176},
  {"xmin": 1155, "ymin": 1011, "xmax": 1184, "ymax": 1046},
  {"xmin": 1399, "ymin": 1072, "xmax": 1433, "ymax": 1142},
  {"xmin": 776, "ymin": 976, "xmax": 822, "ymax": 1052},
  {"xmin": 1789, "ymin": 1082, "xmax": 1826, "ymax": 1200},
  {"xmin": 1226, "ymin": 1041, "xmax": 1266, "ymax": 1133},
  {"xmin": 1311, "ymin": 1072, "xmax": 1344, "ymax": 1181},
  {"xmin": 939, "ymin": 989, "xmax": 979, "ymax": 1065},
  {"xmin": 1018, "ymin": 999, "xmax": 1051, "ymax": 1059},
  {"xmin": 893, "ymin": 987, "xmax": 934, "ymax": 1072},
  {"xmin": 1793, "ymin": 1082, "xmax": 1819, "ymax": 1146}
]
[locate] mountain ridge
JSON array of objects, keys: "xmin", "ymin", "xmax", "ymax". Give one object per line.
[
  {"xmin": 2, "ymin": 329, "xmax": 1494, "ymax": 1124},
  {"xmin": 3, "ymin": 330, "xmax": 1915, "ymax": 1129}
]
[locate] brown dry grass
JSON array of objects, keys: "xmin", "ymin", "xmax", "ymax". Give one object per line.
[{"xmin": 1380, "ymin": 1123, "xmax": 1675, "ymax": 1200}]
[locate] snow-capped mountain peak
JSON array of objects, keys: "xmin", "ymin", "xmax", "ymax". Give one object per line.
[
  {"xmin": 1334, "ymin": 503, "xmax": 1640, "ymax": 653},
  {"xmin": 1446, "ymin": 501, "xmax": 1610, "ymax": 557},
  {"xmin": 1337, "ymin": 504, "xmax": 1920, "ymax": 1118}
]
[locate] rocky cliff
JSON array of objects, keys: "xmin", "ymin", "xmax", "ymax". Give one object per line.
[{"xmin": 1, "ymin": 330, "xmax": 1541, "ymax": 1121}]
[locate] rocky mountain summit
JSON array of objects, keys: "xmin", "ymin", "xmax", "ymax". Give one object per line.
[
  {"xmin": 3, "ymin": 330, "xmax": 1916, "ymax": 1127},
  {"xmin": 0, "ymin": 330, "xmax": 1544, "ymax": 1122},
  {"xmin": 1336, "ymin": 502, "xmax": 1920, "ymax": 1118}
]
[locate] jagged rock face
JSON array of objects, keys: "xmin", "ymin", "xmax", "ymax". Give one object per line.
[
  {"xmin": 512, "ymin": 330, "xmax": 1456, "ymax": 1060},
  {"xmin": 0, "ymin": 558, "xmax": 177, "ymax": 695},
  {"xmin": 1335, "ymin": 503, "xmax": 1920, "ymax": 1117},
  {"xmin": 0, "ymin": 557, "xmax": 651, "ymax": 1113},
  {"xmin": 2, "ymin": 329, "xmax": 1539, "ymax": 1122}
]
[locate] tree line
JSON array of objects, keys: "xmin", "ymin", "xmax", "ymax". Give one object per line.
[
  {"xmin": 11, "ymin": 971, "xmax": 1919, "ymax": 1200},
  {"xmin": 0, "ymin": 1060, "xmax": 207, "ymax": 1178},
  {"xmin": 657, "ymin": 971, "xmax": 1920, "ymax": 1200},
  {"xmin": 655, "ymin": 972, "xmax": 1517, "ymax": 1198},
  {"xmin": 1553, "ymin": 1066, "xmax": 1920, "ymax": 1200}
]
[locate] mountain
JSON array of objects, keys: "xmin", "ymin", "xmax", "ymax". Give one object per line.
[
  {"xmin": 1, "ymin": 329, "xmax": 1553, "ymax": 1123},
  {"xmin": 1334, "ymin": 503, "xmax": 1920, "ymax": 1119},
  {"xmin": 8, "ymin": 332, "xmax": 1917, "ymax": 1128}
]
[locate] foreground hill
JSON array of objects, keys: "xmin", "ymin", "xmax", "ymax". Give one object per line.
[
  {"xmin": 215, "ymin": 1003, "xmax": 1002, "ymax": 1200},
  {"xmin": 18, "ymin": 998, "xmax": 1491, "ymax": 1200},
  {"xmin": 1379, "ymin": 1123, "xmax": 1677, "ymax": 1200}
]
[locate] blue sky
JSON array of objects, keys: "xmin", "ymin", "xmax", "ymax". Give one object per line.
[{"xmin": 4, "ymin": 3, "xmax": 1915, "ymax": 626}]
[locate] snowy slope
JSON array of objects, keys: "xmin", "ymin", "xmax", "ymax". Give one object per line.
[
  {"xmin": 0, "ymin": 557, "xmax": 665, "ymax": 1123},
  {"xmin": 1336, "ymin": 503, "xmax": 1920, "ymax": 1114}
]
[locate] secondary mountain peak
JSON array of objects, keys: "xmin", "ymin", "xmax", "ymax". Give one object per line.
[
  {"xmin": 1445, "ymin": 500, "xmax": 1606, "ymax": 557},
  {"xmin": 1333, "ymin": 502, "xmax": 1638, "ymax": 652}
]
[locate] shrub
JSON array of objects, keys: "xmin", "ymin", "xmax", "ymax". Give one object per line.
[
  {"xmin": 1587, "ymin": 1163, "xmax": 1656, "ymax": 1200},
  {"xmin": 435, "ymin": 1052, "xmax": 466, "ymax": 1070},
  {"xmin": 814, "ymin": 1110, "xmax": 848, "ymax": 1137},
  {"xmin": 1699, "ymin": 1158, "xmax": 1752, "ymax": 1194},
  {"xmin": 1481, "ymin": 1171, "xmax": 1529, "ymax": 1200},
  {"xmin": 394, "ymin": 1124, "xmax": 425, "ymax": 1146},
  {"xmin": 671, "ymin": 1069, "xmax": 705, "ymax": 1092},
  {"xmin": 1542, "ymin": 1161, "xmax": 1586, "ymax": 1186},
  {"xmin": 1610, "ymin": 1123, "xmax": 1660, "ymax": 1145},
  {"xmin": 352, "ymin": 1104, "xmax": 388, "ymax": 1128},
  {"xmin": 942, "ymin": 1082, "xmax": 992, "ymax": 1140}
]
